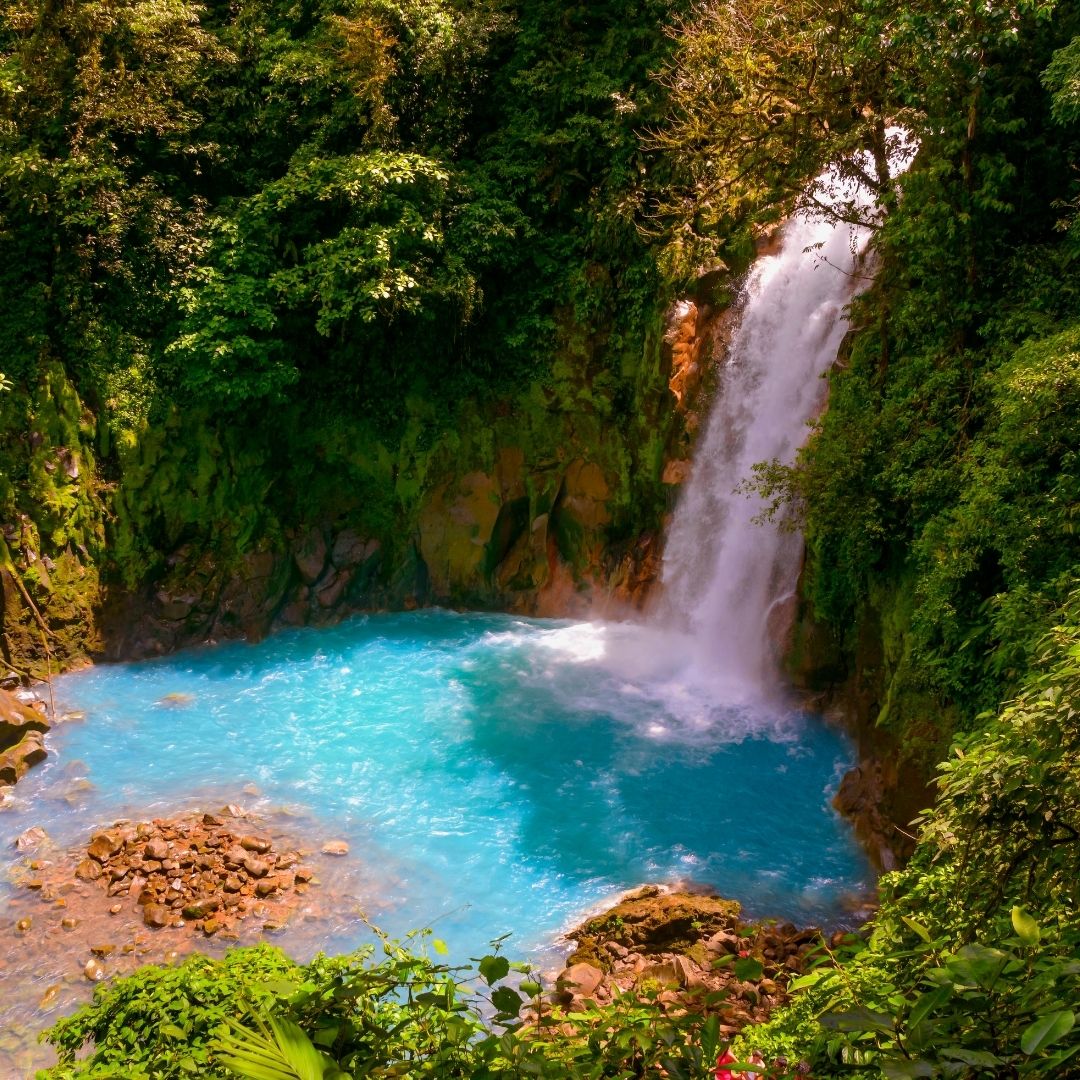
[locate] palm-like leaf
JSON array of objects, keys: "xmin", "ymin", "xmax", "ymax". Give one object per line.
[{"xmin": 216, "ymin": 1013, "xmax": 351, "ymax": 1080}]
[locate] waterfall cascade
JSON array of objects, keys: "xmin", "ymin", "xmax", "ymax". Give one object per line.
[{"xmin": 653, "ymin": 190, "xmax": 876, "ymax": 701}]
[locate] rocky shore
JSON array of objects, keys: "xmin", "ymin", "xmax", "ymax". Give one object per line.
[
  {"xmin": 551, "ymin": 885, "xmax": 837, "ymax": 1040},
  {"xmin": 66, "ymin": 810, "xmax": 319, "ymax": 936},
  {"xmin": 2, "ymin": 803, "xmax": 363, "ymax": 1072}
]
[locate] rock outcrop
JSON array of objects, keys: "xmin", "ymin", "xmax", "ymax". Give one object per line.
[
  {"xmin": 550, "ymin": 885, "xmax": 834, "ymax": 1042},
  {"xmin": 0, "ymin": 689, "xmax": 49, "ymax": 786}
]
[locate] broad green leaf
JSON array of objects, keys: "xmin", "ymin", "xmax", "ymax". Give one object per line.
[
  {"xmin": 939, "ymin": 1047, "xmax": 1003, "ymax": 1066},
  {"xmin": 881, "ymin": 1062, "xmax": 936, "ymax": 1079},
  {"xmin": 1021, "ymin": 1010, "xmax": 1075, "ymax": 1055},
  {"xmin": 733, "ymin": 957, "xmax": 763, "ymax": 981},
  {"xmin": 819, "ymin": 1007, "xmax": 895, "ymax": 1034},
  {"xmin": 907, "ymin": 984, "xmax": 953, "ymax": 1030},
  {"xmin": 1011, "ymin": 906, "xmax": 1040, "ymax": 945},
  {"xmin": 491, "ymin": 986, "xmax": 523, "ymax": 1016},
  {"xmin": 902, "ymin": 916, "xmax": 932, "ymax": 943},
  {"xmin": 479, "ymin": 955, "xmax": 510, "ymax": 986},
  {"xmin": 945, "ymin": 944, "xmax": 1010, "ymax": 989}
]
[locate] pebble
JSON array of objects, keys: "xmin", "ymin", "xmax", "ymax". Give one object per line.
[{"xmin": 321, "ymin": 840, "xmax": 349, "ymax": 856}]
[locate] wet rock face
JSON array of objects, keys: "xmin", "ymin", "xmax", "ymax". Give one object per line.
[
  {"xmin": 553, "ymin": 885, "xmax": 835, "ymax": 1041},
  {"xmin": 0, "ymin": 689, "xmax": 50, "ymax": 787},
  {"xmin": 71, "ymin": 812, "xmax": 317, "ymax": 936},
  {"xmin": 833, "ymin": 760, "xmax": 903, "ymax": 872}
]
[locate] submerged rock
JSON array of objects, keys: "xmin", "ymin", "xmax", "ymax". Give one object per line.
[{"xmin": 13, "ymin": 826, "xmax": 49, "ymax": 852}]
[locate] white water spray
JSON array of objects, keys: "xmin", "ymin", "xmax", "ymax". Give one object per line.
[{"xmin": 654, "ymin": 185, "xmax": 879, "ymax": 701}]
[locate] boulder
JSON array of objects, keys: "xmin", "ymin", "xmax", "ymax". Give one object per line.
[
  {"xmin": 561, "ymin": 962, "xmax": 604, "ymax": 999},
  {"xmin": 143, "ymin": 838, "xmax": 169, "ymax": 861},
  {"xmin": 706, "ymin": 930, "xmax": 740, "ymax": 954},
  {"xmin": 0, "ymin": 730, "xmax": 47, "ymax": 786},
  {"xmin": 182, "ymin": 898, "xmax": 221, "ymax": 919},
  {"xmin": 662, "ymin": 459, "xmax": 692, "ymax": 485},
  {"xmin": 293, "ymin": 528, "xmax": 328, "ymax": 585},
  {"xmin": 315, "ymin": 568, "xmax": 350, "ymax": 609},
  {"xmin": 670, "ymin": 953, "xmax": 706, "ymax": 989},
  {"xmin": 142, "ymin": 904, "xmax": 170, "ymax": 928},
  {"xmin": 75, "ymin": 858, "xmax": 103, "ymax": 881},
  {"xmin": 88, "ymin": 831, "xmax": 125, "ymax": 862},
  {"xmin": 330, "ymin": 530, "xmax": 377, "ymax": 569},
  {"xmin": 154, "ymin": 590, "xmax": 198, "ymax": 622},
  {"xmin": 635, "ymin": 961, "xmax": 681, "ymax": 988},
  {"xmin": 0, "ymin": 688, "xmax": 49, "ymax": 751}
]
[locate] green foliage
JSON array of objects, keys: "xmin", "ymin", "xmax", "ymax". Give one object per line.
[
  {"xmin": 39, "ymin": 944, "xmax": 301, "ymax": 1079},
  {"xmin": 740, "ymin": 613, "xmax": 1080, "ymax": 1077},
  {"xmin": 38, "ymin": 930, "xmax": 734, "ymax": 1080}
]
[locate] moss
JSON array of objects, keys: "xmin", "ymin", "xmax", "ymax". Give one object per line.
[{"xmin": 567, "ymin": 887, "xmax": 743, "ymax": 971}]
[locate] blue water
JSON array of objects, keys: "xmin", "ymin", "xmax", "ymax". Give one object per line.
[{"xmin": 3, "ymin": 610, "xmax": 871, "ymax": 966}]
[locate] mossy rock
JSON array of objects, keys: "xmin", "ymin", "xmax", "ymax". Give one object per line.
[{"xmin": 566, "ymin": 886, "xmax": 742, "ymax": 970}]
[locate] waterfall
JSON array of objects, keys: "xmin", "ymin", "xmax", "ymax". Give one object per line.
[{"xmin": 653, "ymin": 192, "xmax": 875, "ymax": 702}]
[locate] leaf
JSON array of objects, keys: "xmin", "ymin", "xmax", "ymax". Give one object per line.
[
  {"xmin": 1021, "ymin": 1010, "xmax": 1075, "ymax": 1055},
  {"xmin": 1011, "ymin": 906, "xmax": 1041, "ymax": 945},
  {"xmin": 819, "ymin": 1007, "xmax": 895, "ymax": 1034},
  {"xmin": 479, "ymin": 955, "xmax": 510, "ymax": 986},
  {"xmin": 491, "ymin": 987, "xmax": 523, "ymax": 1016},
  {"xmin": 939, "ymin": 1047, "xmax": 1004, "ymax": 1066},
  {"xmin": 907, "ymin": 984, "xmax": 953, "ymax": 1030},
  {"xmin": 881, "ymin": 1062, "xmax": 936, "ymax": 1079},
  {"xmin": 945, "ymin": 944, "xmax": 1010, "ymax": 989},
  {"xmin": 733, "ymin": 957, "xmax": 763, "ymax": 981},
  {"xmin": 217, "ymin": 1014, "xmax": 343, "ymax": 1080},
  {"xmin": 161, "ymin": 1023, "xmax": 187, "ymax": 1039},
  {"xmin": 519, "ymin": 979, "xmax": 541, "ymax": 997},
  {"xmin": 902, "ymin": 916, "xmax": 932, "ymax": 943},
  {"xmin": 431, "ymin": 939, "xmax": 448, "ymax": 956}
]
